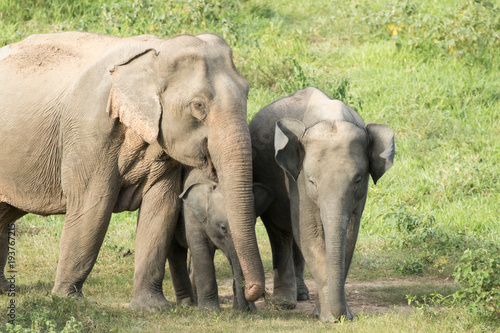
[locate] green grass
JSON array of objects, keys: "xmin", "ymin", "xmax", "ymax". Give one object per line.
[{"xmin": 1, "ymin": 0, "xmax": 500, "ymax": 331}]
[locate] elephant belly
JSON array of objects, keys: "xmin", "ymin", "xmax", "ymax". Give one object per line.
[
  {"xmin": 0, "ymin": 180, "xmax": 66, "ymax": 216},
  {"xmin": 0, "ymin": 138, "xmax": 66, "ymax": 215}
]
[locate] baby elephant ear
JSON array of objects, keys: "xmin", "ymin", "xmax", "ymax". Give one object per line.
[
  {"xmin": 179, "ymin": 183, "xmax": 213, "ymax": 223},
  {"xmin": 107, "ymin": 49, "xmax": 162, "ymax": 144},
  {"xmin": 274, "ymin": 118, "xmax": 306, "ymax": 181},
  {"xmin": 365, "ymin": 123, "xmax": 395, "ymax": 184}
]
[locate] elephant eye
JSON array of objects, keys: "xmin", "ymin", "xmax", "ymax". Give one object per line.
[
  {"xmin": 308, "ymin": 176, "xmax": 317, "ymax": 186},
  {"xmin": 220, "ymin": 224, "xmax": 228, "ymax": 235},
  {"xmin": 191, "ymin": 101, "xmax": 207, "ymax": 121},
  {"xmin": 354, "ymin": 175, "xmax": 362, "ymax": 184}
]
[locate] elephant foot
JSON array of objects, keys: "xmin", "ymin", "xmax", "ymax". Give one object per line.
[
  {"xmin": 198, "ymin": 301, "xmax": 222, "ymax": 312},
  {"xmin": 176, "ymin": 296, "xmax": 195, "ymax": 307},
  {"xmin": 297, "ymin": 291, "xmax": 310, "ymax": 301},
  {"xmin": 296, "ymin": 278, "xmax": 310, "ymax": 301},
  {"xmin": 345, "ymin": 305, "xmax": 354, "ymax": 320},
  {"xmin": 269, "ymin": 295, "xmax": 297, "ymax": 310},
  {"xmin": 312, "ymin": 302, "xmax": 354, "ymax": 322},
  {"xmin": 296, "ymin": 287, "xmax": 310, "ymax": 301},
  {"xmin": 232, "ymin": 299, "xmax": 257, "ymax": 312},
  {"xmin": 232, "ymin": 302, "xmax": 256, "ymax": 312},
  {"xmin": 270, "ymin": 285, "xmax": 297, "ymax": 309},
  {"xmin": 129, "ymin": 291, "xmax": 173, "ymax": 310},
  {"xmin": 0, "ymin": 277, "xmax": 10, "ymax": 293},
  {"xmin": 52, "ymin": 282, "xmax": 84, "ymax": 297},
  {"xmin": 247, "ymin": 302, "xmax": 257, "ymax": 312}
]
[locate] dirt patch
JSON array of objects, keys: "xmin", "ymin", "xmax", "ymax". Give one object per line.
[
  {"xmin": 253, "ymin": 279, "xmax": 414, "ymax": 315},
  {"xmin": 217, "ymin": 277, "xmax": 456, "ymax": 316}
]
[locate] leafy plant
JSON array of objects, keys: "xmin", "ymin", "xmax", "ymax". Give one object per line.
[
  {"xmin": 5, "ymin": 315, "xmax": 83, "ymax": 333},
  {"xmin": 386, "ymin": 206, "xmax": 476, "ymax": 255},
  {"xmin": 453, "ymin": 247, "xmax": 500, "ymax": 316},
  {"xmin": 406, "ymin": 292, "xmax": 454, "ymax": 317},
  {"xmin": 396, "ymin": 257, "xmax": 425, "ymax": 275},
  {"xmin": 276, "ymin": 57, "xmax": 310, "ymax": 94},
  {"xmin": 387, "ymin": 206, "xmax": 440, "ymax": 249}
]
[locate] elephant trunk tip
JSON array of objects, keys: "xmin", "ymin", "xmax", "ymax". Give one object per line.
[{"xmin": 245, "ymin": 283, "xmax": 264, "ymax": 302}]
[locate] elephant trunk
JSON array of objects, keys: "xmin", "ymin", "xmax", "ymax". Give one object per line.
[
  {"xmin": 206, "ymin": 109, "xmax": 265, "ymax": 302},
  {"xmin": 321, "ymin": 199, "xmax": 352, "ymax": 318}
]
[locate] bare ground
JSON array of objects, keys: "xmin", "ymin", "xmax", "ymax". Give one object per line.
[{"xmin": 217, "ymin": 276, "xmax": 457, "ymax": 316}]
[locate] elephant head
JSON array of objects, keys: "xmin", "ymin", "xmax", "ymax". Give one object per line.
[
  {"xmin": 274, "ymin": 114, "xmax": 394, "ymax": 320},
  {"xmin": 105, "ymin": 34, "xmax": 264, "ymax": 302}
]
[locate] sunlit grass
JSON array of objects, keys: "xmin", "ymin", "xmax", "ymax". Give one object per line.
[{"xmin": 1, "ymin": 0, "xmax": 499, "ymax": 331}]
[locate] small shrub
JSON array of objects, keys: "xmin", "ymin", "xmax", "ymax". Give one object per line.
[
  {"xmin": 275, "ymin": 57, "xmax": 310, "ymax": 94},
  {"xmin": 387, "ymin": 207, "xmax": 471, "ymax": 253},
  {"xmin": 406, "ymin": 292, "xmax": 454, "ymax": 317},
  {"xmin": 387, "ymin": 206, "xmax": 439, "ymax": 248},
  {"xmin": 270, "ymin": 57, "xmax": 360, "ymax": 109},
  {"xmin": 396, "ymin": 257, "xmax": 424, "ymax": 275},
  {"xmin": 453, "ymin": 247, "xmax": 500, "ymax": 316},
  {"xmin": 5, "ymin": 316, "xmax": 83, "ymax": 333}
]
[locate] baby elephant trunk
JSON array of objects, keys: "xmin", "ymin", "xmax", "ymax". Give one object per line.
[{"xmin": 227, "ymin": 245, "xmax": 255, "ymax": 311}]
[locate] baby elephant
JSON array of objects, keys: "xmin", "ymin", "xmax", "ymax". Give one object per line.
[
  {"xmin": 168, "ymin": 168, "xmax": 272, "ymax": 311},
  {"xmin": 250, "ymin": 87, "xmax": 395, "ymax": 321}
]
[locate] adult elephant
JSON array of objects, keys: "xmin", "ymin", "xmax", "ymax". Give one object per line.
[
  {"xmin": 250, "ymin": 87, "xmax": 394, "ymax": 321},
  {"xmin": 0, "ymin": 31, "xmax": 264, "ymax": 308}
]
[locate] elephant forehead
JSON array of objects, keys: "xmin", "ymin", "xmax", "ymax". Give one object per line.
[
  {"xmin": 157, "ymin": 41, "xmax": 247, "ymax": 96},
  {"xmin": 303, "ymin": 137, "xmax": 370, "ymax": 178},
  {"xmin": 158, "ymin": 35, "xmax": 230, "ymax": 67},
  {"xmin": 161, "ymin": 34, "xmax": 205, "ymax": 48},
  {"xmin": 304, "ymin": 120, "xmax": 367, "ymax": 144},
  {"xmin": 302, "ymin": 123, "xmax": 369, "ymax": 168},
  {"xmin": 207, "ymin": 190, "xmax": 227, "ymax": 213}
]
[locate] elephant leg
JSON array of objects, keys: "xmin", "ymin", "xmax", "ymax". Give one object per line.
[
  {"xmin": 0, "ymin": 204, "xmax": 26, "ymax": 293},
  {"xmin": 294, "ymin": 226, "xmax": 330, "ymax": 321},
  {"xmin": 52, "ymin": 191, "xmax": 116, "ymax": 296},
  {"xmin": 130, "ymin": 168, "xmax": 182, "ymax": 309},
  {"xmin": 168, "ymin": 238, "xmax": 195, "ymax": 306},
  {"xmin": 293, "ymin": 241, "xmax": 309, "ymax": 301},
  {"xmin": 190, "ymin": 242, "xmax": 219, "ymax": 310},
  {"xmin": 229, "ymin": 250, "xmax": 255, "ymax": 311},
  {"xmin": 290, "ymin": 200, "xmax": 331, "ymax": 321},
  {"xmin": 261, "ymin": 207, "xmax": 297, "ymax": 309},
  {"xmin": 188, "ymin": 251, "xmax": 197, "ymax": 300},
  {"xmin": 232, "ymin": 277, "xmax": 256, "ymax": 311}
]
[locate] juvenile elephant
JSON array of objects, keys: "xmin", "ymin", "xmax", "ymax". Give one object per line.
[
  {"xmin": 0, "ymin": 32, "xmax": 265, "ymax": 308},
  {"xmin": 250, "ymin": 87, "xmax": 395, "ymax": 321},
  {"xmin": 168, "ymin": 168, "xmax": 272, "ymax": 311}
]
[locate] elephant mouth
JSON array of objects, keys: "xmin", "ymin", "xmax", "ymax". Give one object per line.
[{"xmin": 203, "ymin": 138, "xmax": 218, "ymax": 183}]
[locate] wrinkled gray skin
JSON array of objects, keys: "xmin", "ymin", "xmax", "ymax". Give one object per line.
[
  {"xmin": 250, "ymin": 87, "xmax": 395, "ymax": 321},
  {"xmin": 0, "ymin": 32, "xmax": 265, "ymax": 308},
  {"xmin": 168, "ymin": 168, "xmax": 272, "ymax": 311}
]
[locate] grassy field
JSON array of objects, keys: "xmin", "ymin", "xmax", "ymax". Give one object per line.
[{"xmin": 1, "ymin": 0, "xmax": 499, "ymax": 331}]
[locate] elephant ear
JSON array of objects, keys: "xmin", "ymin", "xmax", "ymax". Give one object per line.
[
  {"xmin": 107, "ymin": 49, "xmax": 162, "ymax": 144},
  {"xmin": 365, "ymin": 123, "xmax": 395, "ymax": 184},
  {"xmin": 253, "ymin": 183, "xmax": 274, "ymax": 217},
  {"xmin": 274, "ymin": 118, "xmax": 306, "ymax": 181},
  {"xmin": 179, "ymin": 183, "xmax": 213, "ymax": 223}
]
